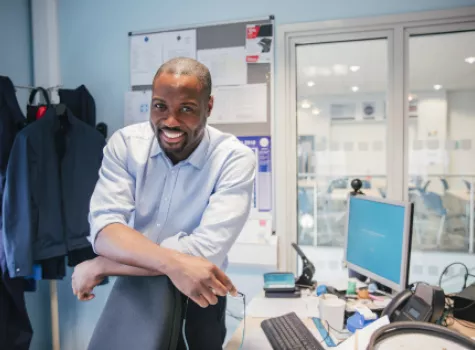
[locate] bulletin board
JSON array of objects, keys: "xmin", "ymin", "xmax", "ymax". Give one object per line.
[
  {"xmin": 126, "ymin": 16, "xmax": 275, "ymax": 244},
  {"xmin": 127, "ymin": 16, "xmax": 274, "ymax": 136}
]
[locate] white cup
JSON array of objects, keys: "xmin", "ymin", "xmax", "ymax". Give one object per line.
[{"xmin": 318, "ymin": 298, "xmax": 346, "ymax": 331}]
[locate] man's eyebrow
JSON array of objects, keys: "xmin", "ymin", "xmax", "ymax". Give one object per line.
[
  {"xmin": 181, "ymin": 101, "xmax": 199, "ymax": 107},
  {"xmin": 152, "ymin": 97, "xmax": 165, "ymax": 102}
]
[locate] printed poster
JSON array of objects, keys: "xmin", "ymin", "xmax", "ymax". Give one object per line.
[
  {"xmin": 237, "ymin": 136, "xmax": 272, "ymax": 213},
  {"xmin": 245, "ymin": 24, "xmax": 273, "ymax": 63}
]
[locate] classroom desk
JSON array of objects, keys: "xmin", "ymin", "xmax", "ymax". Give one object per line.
[{"xmin": 224, "ymin": 300, "xmax": 475, "ymax": 350}]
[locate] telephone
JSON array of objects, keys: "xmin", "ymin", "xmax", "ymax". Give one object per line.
[{"xmin": 381, "ymin": 283, "xmax": 445, "ymax": 323}]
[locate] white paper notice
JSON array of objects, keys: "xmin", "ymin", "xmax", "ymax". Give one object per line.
[
  {"xmin": 162, "ymin": 29, "xmax": 196, "ymax": 63},
  {"xmin": 209, "ymin": 84, "xmax": 267, "ymax": 124},
  {"xmin": 124, "ymin": 90, "xmax": 152, "ymax": 126},
  {"xmin": 130, "ymin": 33, "xmax": 164, "ymax": 86},
  {"xmin": 197, "ymin": 47, "xmax": 247, "ymax": 86}
]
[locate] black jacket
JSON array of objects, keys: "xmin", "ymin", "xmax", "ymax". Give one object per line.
[
  {"xmin": 2, "ymin": 107, "xmax": 105, "ymax": 278},
  {"xmin": 0, "ymin": 76, "xmax": 26, "ymax": 227},
  {"xmin": 0, "ymin": 76, "xmax": 32, "ymax": 350},
  {"xmin": 58, "ymin": 85, "xmax": 96, "ymax": 127}
]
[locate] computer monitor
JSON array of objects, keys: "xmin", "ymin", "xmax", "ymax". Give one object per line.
[{"xmin": 343, "ymin": 195, "xmax": 414, "ymax": 293}]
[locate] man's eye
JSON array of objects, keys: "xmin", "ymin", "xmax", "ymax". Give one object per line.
[
  {"xmin": 154, "ymin": 104, "xmax": 167, "ymax": 111},
  {"xmin": 182, "ymin": 106, "xmax": 193, "ymax": 113}
]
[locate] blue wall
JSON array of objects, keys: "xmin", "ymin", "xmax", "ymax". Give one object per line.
[
  {"xmin": 0, "ymin": 1, "xmax": 52, "ymax": 349},
  {"xmin": 0, "ymin": 0, "xmax": 33, "ymax": 109},
  {"xmin": 58, "ymin": 0, "xmax": 475, "ymax": 134}
]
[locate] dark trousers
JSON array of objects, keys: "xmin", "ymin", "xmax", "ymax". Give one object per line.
[{"xmin": 177, "ymin": 296, "xmax": 227, "ymax": 350}]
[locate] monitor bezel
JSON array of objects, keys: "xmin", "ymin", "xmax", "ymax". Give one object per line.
[{"xmin": 343, "ymin": 195, "xmax": 414, "ymax": 293}]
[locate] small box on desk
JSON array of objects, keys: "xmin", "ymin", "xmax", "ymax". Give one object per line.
[
  {"xmin": 263, "ymin": 272, "xmax": 301, "ymax": 298},
  {"xmin": 265, "ymin": 289, "xmax": 301, "ymax": 298}
]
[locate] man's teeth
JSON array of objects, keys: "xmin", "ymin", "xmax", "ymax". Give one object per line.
[{"xmin": 163, "ymin": 130, "xmax": 184, "ymax": 139}]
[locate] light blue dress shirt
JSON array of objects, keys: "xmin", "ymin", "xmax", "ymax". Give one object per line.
[{"xmin": 88, "ymin": 122, "xmax": 256, "ymax": 270}]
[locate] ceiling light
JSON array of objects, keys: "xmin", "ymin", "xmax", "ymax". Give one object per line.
[
  {"xmin": 307, "ymin": 81, "xmax": 315, "ymax": 87},
  {"xmin": 433, "ymin": 84, "xmax": 442, "ymax": 90},
  {"xmin": 301, "ymin": 101, "xmax": 311, "ymax": 109},
  {"xmin": 465, "ymin": 57, "xmax": 475, "ymax": 64},
  {"xmin": 408, "ymin": 94, "xmax": 418, "ymax": 101},
  {"xmin": 312, "ymin": 108, "xmax": 320, "ymax": 115},
  {"xmin": 349, "ymin": 65, "xmax": 360, "ymax": 72},
  {"xmin": 351, "ymin": 86, "xmax": 359, "ymax": 92}
]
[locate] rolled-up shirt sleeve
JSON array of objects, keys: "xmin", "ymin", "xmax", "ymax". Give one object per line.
[
  {"xmin": 88, "ymin": 131, "xmax": 135, "ymax": 252},
  {"xmin": 160, "ymin": 147, "xmax": 256, "ymax": 267}
]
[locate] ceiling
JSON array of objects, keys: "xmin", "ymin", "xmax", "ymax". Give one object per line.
[{"xmin": 296, "ymin": 31, "xmax": 475, "ymax": 98}]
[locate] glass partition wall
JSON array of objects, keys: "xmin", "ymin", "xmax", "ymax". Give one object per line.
[
  {"xmin": 277, "ymin": 8, "xmax": 475, "ymax": 286},
  {"xmin": 296, "ymin": 38, "xmax": 388, "ymax": 248}
]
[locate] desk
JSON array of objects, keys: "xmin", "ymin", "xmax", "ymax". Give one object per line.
[
  {"xmin": 225, "ymin": 317, "xmax": 318, "ymax": 350},
  {"xmin": 225, "ymin": 301, "xmax": 475, "ymax": 350}
]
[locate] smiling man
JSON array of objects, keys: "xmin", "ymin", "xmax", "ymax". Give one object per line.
[{"xmin": 72, "ymin": 57, "xmax": 256, "ymax": 349}]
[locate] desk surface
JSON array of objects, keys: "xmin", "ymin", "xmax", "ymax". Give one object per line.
[{"xmin": 225, "ymin": 304, "xmax": 475, "ymax": 350}]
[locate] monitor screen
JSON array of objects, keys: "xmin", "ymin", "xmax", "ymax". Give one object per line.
[{"xmin": 345, "ymin": 196, "xmax": 412, "ymax": 291}]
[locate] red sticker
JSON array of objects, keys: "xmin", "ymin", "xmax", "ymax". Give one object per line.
[
  {"xmin": 246, "ymin": 55, "xmax": 259, "ymax": 63},
  {"xmin": 247, "ymin": 25, "xmax": 259, "ymax": 39}
]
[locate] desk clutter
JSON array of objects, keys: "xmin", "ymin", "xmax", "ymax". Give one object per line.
[{"xmin": 246, "ymin": 279, "xmax": 475, "ymax": 349}]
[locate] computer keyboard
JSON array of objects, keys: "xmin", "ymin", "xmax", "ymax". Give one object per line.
[{"xmin": 261, "ymin": 312, "xmax": 325, "ymax": 350}]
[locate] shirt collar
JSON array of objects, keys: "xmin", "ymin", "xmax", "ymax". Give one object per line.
[{"xmin": 150, "ymin": 127, "xmax": 210, "ymax": 170}]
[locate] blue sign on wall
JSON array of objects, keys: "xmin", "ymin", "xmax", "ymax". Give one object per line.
[{"xmin": 237, "ymin": 136, "xmax": 272, "ymax": 212}]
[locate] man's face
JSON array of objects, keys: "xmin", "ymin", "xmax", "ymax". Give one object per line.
[{"xmin": 150, "ymin": 73, "xmax": 213, "ymax": 162}]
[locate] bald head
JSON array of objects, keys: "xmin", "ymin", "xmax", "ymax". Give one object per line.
[{"xmin": 154, "ymin": 57, "xmax": 212, "ymax": 98}]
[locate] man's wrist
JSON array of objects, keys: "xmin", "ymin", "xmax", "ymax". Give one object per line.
[
  {"xmin": 156, "ymin": 248, "xmax": 182, "ymax": 276},
  {"xmin": 92, "ymin": 256, "xmax": 107, "ymax": 279}
]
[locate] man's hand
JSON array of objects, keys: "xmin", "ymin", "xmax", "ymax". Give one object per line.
[
  {"xmin": 72, "ymin": 258, "xmax": 105, "ymax": 301},
  {"xmin": 167, "ymin": 254, "xmax": 237, "ymax": 308}
]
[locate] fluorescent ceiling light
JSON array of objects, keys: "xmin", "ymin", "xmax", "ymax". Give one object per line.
[
  {"xmin": 465, "ymin": 57, "xmax": 475, "ymax": 64},
  {"xmin": 312, "ymin": 108, "xmax": 320, "ymax": 115},
  {"xmin": 351, "ymin": 86, "xmax": 359, "ymax": 92},
  {"xmin": 307, "ymin": 81, "xmax": 315, "ymax": 87},
  {"xmin": 301, "ymin": 101, "xmax": 311, "ymax": 109},
  {"xmin": 349, "ymin": 65, "xmax": 360, "ymax": 72},
  {"xmin": 433, "ymin": 84, "xmax": 442, "ymax": 90}
]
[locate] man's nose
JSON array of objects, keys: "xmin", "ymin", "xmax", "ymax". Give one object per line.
[{"xmin": 163, "ymin": 113, "xmax": 180, "ymax": 127}]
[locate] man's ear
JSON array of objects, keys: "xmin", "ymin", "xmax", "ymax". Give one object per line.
[{"xmin": 207, "ymin": 95, "xmax": 214, "ymax": 117}]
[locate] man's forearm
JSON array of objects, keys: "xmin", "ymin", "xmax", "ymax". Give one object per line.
[
  {"xmin": 94, "ymin": 223, "xmax": 181, "ymax": 276},
  {"xmin": 93, "ymin": 256, "xmax": 162, "ymax": 277}
]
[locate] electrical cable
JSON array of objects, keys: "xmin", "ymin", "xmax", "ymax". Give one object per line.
[
  {"xmin": 439, "ymin": 262, "xmax": 474, "ymax": 292},
  {"xmin": 182, "ymin": 297, "xmax": 190, "ymax": 350},
  {"xmin": 232, "ymin": 292, "xmax": 246, "ymax": 350}
]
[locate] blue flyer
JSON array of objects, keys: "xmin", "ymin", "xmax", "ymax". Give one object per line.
[{"xmin": 237, "ymin": 136, "xmax": 272, "ymax": 212}]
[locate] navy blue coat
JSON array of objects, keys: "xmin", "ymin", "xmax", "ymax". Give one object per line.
[{"xmin": 2, "ymin": 107, "xmax": 105, "ymax": 278}]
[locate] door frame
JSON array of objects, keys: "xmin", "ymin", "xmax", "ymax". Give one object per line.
[{"xmin": 275, "ymin": 7, "xmax": 475, "ymax": 273}]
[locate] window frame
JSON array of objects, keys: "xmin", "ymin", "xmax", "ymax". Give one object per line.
[{"xmin": 275, "ymin": 6, "xmax": 475, "ymax": 273}]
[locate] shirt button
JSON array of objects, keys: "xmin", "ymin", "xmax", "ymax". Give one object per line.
[{"xmin": 16, "ymin": 268, "xmax": 20, "ymax": 272}]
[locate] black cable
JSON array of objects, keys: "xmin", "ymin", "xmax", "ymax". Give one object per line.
[{"xmin": 439, "ymin": 262, "xmax": 472, "ymax": 291}]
